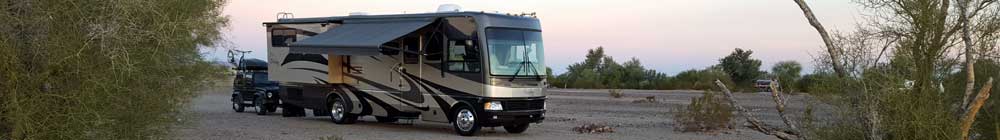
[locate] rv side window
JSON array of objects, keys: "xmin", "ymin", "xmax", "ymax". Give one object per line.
[
  {"xmin": 403, "ymin": 36, "xmax": 420, "ymax": 64},
  {"xmin": 380, "ymin": 42, "xmax": 400, "ymax": 55},
  {"xmin": 271, "ymin": 29, "xmax": 296, "ymax": 46},
  {"xmin": 424, "ymin": 34, "xmax": 444, "ymax": 63},
  {"xmin": 447, "ymin": 40, "xmax": 481, "ymax": 72}
]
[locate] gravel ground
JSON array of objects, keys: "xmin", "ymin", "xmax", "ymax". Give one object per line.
[{"xmin": 170, "ymin": 84, "xmax": 824, "ymax": 140}]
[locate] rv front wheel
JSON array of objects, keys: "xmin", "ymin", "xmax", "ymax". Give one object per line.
[
  {"xmin": 329, "ymin": 96, "xmax": 357, "ymax": 124},
  {"xmin": 452, "ymin": 106, "xmax": 481, "ymax": 136}
]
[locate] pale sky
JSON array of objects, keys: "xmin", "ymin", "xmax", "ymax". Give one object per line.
[{"xmin": 205, "ymin": 0, "xmax": 862, "ymax": 75}]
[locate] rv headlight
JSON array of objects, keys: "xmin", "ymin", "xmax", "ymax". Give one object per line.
[
  {"xmin": 484, "ymin": 101, "xmax": 503, "ymax": 111},
  {"xmin": 266, "ymin": 92, "xmax": 273, "ymax": 98}
]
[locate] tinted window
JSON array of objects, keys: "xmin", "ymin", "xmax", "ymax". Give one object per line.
[
  {"xmin": 271, "ymin": 29, "xmax": 296, "ymax": 46},
  {"xmin": 424, "ymin": 33, "xmax": 445, "ymax": 62},
  {"xmin": 404, "ymin": 36, "xmax": 420, "ymax": 64},
  {"xmin": 447, "ymin": 40, "xmax": 481, "ymax": 72}
]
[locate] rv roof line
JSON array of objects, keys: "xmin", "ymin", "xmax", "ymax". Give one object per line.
[{"xmin": 264, "ymin": 11, "xmax": 538, "ymax": 24}]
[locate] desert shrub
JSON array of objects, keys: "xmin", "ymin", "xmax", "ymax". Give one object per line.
[
  {"xmin": 804, "ymin": 67, "xmax": 962, "ymax": 140},
  {"xmin": 632, "ymin": 96, "xmax": 657, "ymax": 103},
  {"xmin": 673, "ymin": 91, "xmax": 734, "ymax": 132},
  {"xmin": 573, "ymin": 123, "xmax": 615, "ymax": 134},
  {"xmin": 0, "ymin": 0, "xmax": 227, "ymax": 139},
  {"xmin": 609, "ymin": 89, "xmax": 625, "ymax": 98}
]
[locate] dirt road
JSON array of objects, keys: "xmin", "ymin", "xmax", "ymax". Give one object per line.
[{"xmin": 170, "ymin": 85, "xmax": 814, "ymax": 140}]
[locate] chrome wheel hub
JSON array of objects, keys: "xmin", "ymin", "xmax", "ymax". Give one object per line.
[
  {"xmin": 456, "ymin": 109, "xmax": 475, "ymax": 131},
  {"xmin": 331, "ymin": 100, "xmax": 344, "ymax": 120}
]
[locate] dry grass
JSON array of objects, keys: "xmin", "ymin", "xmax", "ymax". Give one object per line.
[
  {"xmin": 609, "ymin": 89, "xmax": 625, "ymax": 98},
  {"xmin": 573, "ymin": 123, "xmax": 615, "ymax": 134},
  {"xmin": 632, "ymin": 96, "xmax": 657, "ymax": 103}
]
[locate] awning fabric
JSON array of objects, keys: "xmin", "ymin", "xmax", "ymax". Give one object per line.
[{"xmin": 289, "ymin": 18, "xmax": 434, "ymax": 55}]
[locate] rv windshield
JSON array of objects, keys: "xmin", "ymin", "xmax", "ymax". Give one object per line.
[{"xmin": 486, "ymin": 28, "xmax": 544, "ymax": 76}]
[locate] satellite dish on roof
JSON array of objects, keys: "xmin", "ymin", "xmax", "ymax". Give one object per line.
[{"xmin": 437, "ymin": 4, "xmax": 461, "ymax": 12}]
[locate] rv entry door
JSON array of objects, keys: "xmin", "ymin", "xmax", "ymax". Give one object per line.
[{"xmin": 399, "ymin": 35, "xmax": 425, "ymax": 104}]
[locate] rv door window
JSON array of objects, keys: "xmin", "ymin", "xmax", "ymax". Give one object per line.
[
  {"xmin": 446, "ymin": 40, "xmax": 481, "ymax": 72},
  {"xmin": 404, "ymin": 36, "xmax": 420, "ymax": 64},
  {"xmin": 424, "ymin": 34, "xmax": 445, "ymax": 63},
  {"xmin": 380, "ymin": 42, "xmax": 401, "ymax": 55}
]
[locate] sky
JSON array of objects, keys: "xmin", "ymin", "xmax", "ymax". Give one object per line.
[{"xmin": 205, "ymin": 0, "xmax": 863, "ymax": 75}]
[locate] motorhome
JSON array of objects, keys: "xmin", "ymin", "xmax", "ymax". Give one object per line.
[{"xmin": 263, "ymin": 6, "xmax": 546, "ymax": 136}]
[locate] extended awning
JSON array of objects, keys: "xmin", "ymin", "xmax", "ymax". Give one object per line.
[{"xmin": 288, "ymin": 18, "xmax": 435, "ymax": 55}]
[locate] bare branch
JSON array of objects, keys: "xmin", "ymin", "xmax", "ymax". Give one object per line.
[
  {"xmin": 793, "ymin": 0, "xmax": 847, "ymax": 78},
  {"xmin": 714, "ymin": 80, "xmax": 799, "ymax": 140},
  {"xmin": 770, "ymin": 82, "xmax": 801, "ymax": 137}
]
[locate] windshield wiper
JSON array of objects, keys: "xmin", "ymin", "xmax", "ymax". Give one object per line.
[{"xmin": 509, "ymin": 46, "xmax": 542, "ymax": 82}]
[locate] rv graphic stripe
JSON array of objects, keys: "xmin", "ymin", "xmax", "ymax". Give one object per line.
[
  {"xmin": 281, "ymin": 54, "xmax": 328, "ymax": 66},
  {"xmin": 343, "ymin": 85, "xmax": 420, "ymax": 117}
]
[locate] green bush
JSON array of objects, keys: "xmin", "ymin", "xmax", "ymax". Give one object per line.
[
  {"xmin": 0, "ymin": 0, "xmax": 227, "ymax": 139},
  {"xmin": 671, "ymin": 67, "xmax": 734, "ymax": 90},
  {"xmin": 673, "ymin": 91, "xmax": 734, "ymax": 132}
]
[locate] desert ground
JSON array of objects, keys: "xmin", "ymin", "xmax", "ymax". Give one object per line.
[{"xmin": 170, "ymin": 83, "xmax": 823, "ymax": 140}]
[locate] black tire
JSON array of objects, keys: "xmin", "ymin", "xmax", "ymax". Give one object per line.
[
  {"xmin": 503, "ymin": 123, "xmax": 530, "ymax": 133},
  {"xmin": 254, "ymin": 96, "xmax": 267, "ymax": 115},
  {"xmin": 232, "ymin": 94, "xmax": 245, "ymax": 113},
  {"xmin": 266, "ymin": 103, "xmax": 278, "ymax": 113},
  {"xmin": 329, "ymin": 96, "xmax": 357, "ymax": 124},
  {"xmin": 281, "ymin": 101, "xmax": 304, "ymax": 117},
  {"xmin": 452, "ymin": 105, "xmax": 481, "ymax": 136},
  {"xmin": 376, "ymin": 116, "xmax": 398, "ymax": 123}
]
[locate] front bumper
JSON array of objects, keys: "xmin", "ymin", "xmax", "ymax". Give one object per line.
[
  {"xmin": 473, "ymin": 96, "xmax": 547, "ymax": 127},
  {"xmin": 479, "ymin": 109, "xmax": 545, "ymax": 127}
]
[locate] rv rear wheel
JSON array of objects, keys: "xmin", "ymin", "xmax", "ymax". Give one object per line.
[
  {"xmin": 503, "ymin": 123, "xmax": 530, "ymax": 133},
  {"xmin": 452, "ymin": 106, "xmax": 481, "ymax": 136},
  {"xmin": 232, "ymin": 94, "xmax": 245, "ymax": 113},
  {"xmin": 329, "ymin": 96, "xmax": 357, "ymax": 124}
]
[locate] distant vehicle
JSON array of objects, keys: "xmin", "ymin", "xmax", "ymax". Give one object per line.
[
  {"xmin": 263, "ymin": 5, "xmax": 546, "ymax": 136},
  {"xmin": 754, "ymin": 80, "xmax": 778, "ymax": 92},
  {"xmin": 230, "ymin": 51, "xmax": 281, "ymax": 115}
]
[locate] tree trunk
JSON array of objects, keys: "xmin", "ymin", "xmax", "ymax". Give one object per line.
[
  {"xmin": 792, "ymin": 0, "xmax": 846, "ymax": 78},
  {"xmin": 961, "ymin": 78, "xmax": 993, "ymax": 140},
  {"xmin": 958, "ymin": 0, "xmax": 977, "ymax": 113}
]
